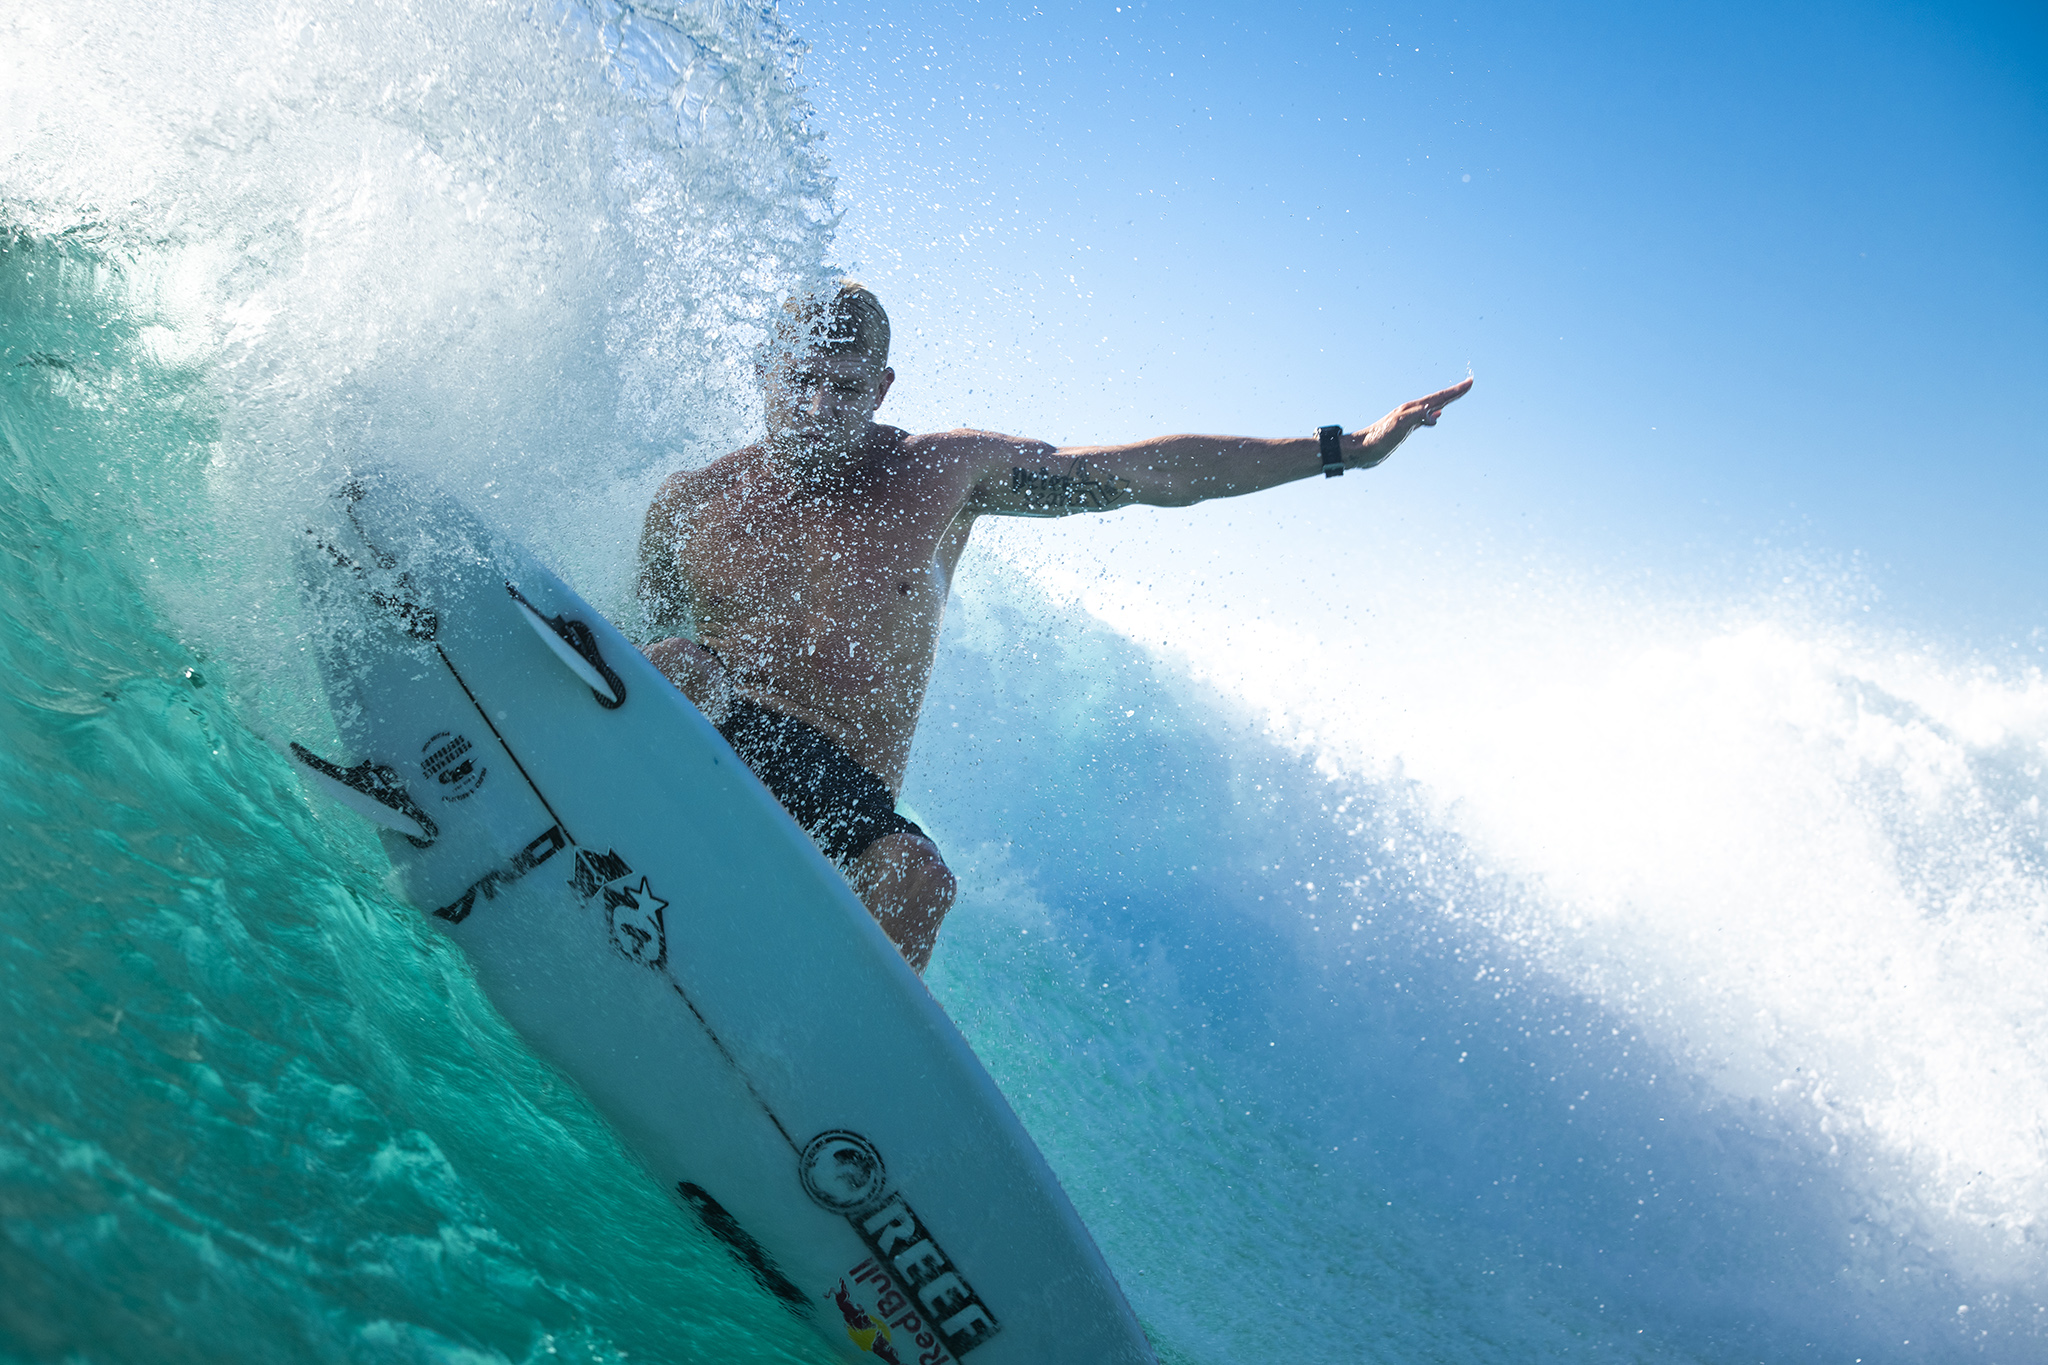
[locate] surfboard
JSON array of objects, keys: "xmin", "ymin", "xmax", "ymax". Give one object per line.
[{"xmin": 289, "ymin": 473, "xmax": 1157, "ymax": 1365}]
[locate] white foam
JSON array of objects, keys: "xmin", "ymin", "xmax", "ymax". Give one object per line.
[
  {"xmin": 1002, "ymin": 517, "xmax": 2048, "ymax": 1289},
  {"xmin": 2, "ymin": 0, "xmax": 839, "ymax": 720}
]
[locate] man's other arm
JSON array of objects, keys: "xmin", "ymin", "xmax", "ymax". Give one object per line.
[
  {"xmin": 968, "ymin": 378, "xmax": 1471, "ymax": 516},
  {"xmin": 635, "ymin": 470, "xmax": 738, "ymax": 719},
  {"xmin": 637, "ymin": 470, "xmax": 696, "ymax": 635}
]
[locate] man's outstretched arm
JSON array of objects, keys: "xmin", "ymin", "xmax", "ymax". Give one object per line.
[{"xmin": 970, "ymin": 378, "xmax": 1472, "ymax": 515}]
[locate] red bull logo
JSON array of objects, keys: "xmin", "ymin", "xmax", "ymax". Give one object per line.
[
  {"xmin": 830, "ymin": 1281, "xmax": 905, "ymax": 1364},
  {"xmin": 840, "ymin": 1260, "xmax": 978, "ymax": 1365}
]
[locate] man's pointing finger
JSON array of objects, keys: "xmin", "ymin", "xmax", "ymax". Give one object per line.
[
  {"xmin": 1409, "ymin": 377, "xmax": 1473, "ymax": 427},
  {"xmin": 1420, "ymin": 378, "xmax": 1474, "ymax": 409}
]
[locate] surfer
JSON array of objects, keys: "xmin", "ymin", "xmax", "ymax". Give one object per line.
[{"xmin": 638, "ymin": 282, "xmax": 1470, "ymax": 973}]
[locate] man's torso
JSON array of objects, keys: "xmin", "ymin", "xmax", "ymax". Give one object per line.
[{"xmin": 642, "ymin": 424, "xmax": 1029, "ymax": 788}]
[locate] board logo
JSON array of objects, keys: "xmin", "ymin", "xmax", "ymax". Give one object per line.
[
  {"xmin": 801, "ymin": 1133, "xmax": 1000, "ymax": 1358},
  {"xmin": 435, "ymin": 825, "xmax": 566, "ymax": 923},
  {"xmin": 799, "ymin": 1130, "xmax": 887, "ymax": 1213},
  {"xmin": 571, "ymin": 847, "xmax": 668, "ymax": 968},
  {"xmin": 420, "ymin": 730, "xmax": 485, "ymax": 800},
  {"xmin": 839, "ymin": 1263, "xmax": 964, "ymax": 1365},
  {"xmin": 829, "ymin": 1279, "xmax": 909, "ymax": 1364}
]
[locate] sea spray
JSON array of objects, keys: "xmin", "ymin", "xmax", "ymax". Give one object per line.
[{"xmin": 932, "ymin": 507, "xmax": 2048, "ymax": 1358}]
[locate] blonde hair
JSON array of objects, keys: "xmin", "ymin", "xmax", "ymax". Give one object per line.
[{"xmin": 777, "ymin": 279, "xmax": 890, "ymax": 368}]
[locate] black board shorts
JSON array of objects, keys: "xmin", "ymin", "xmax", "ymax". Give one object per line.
[{"xmin": 717, "ymin": 697, "xmax": 924, "ymax": 867}]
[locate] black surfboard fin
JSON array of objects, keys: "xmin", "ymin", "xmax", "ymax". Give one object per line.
[
  {"xmin": 507, "ymin": 582, "xmax": 626, "ymax": 709},
  {"xmin": 287, "ymin": 743, "xmax": 439, "ymax": 847}
]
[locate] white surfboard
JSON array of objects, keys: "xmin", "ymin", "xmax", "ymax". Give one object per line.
[{"xmin": 290, "ymin": 473, "xmax": 1156, "ymax": 1365}]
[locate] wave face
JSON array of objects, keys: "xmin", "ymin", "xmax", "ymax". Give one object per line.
[{"xmin": 4, "ymin": 3, "xmax": 2045, "ymax": 1363}]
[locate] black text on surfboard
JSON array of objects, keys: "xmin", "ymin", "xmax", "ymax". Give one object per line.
[
  {"xmin": 800, "ymin": 1132, "xmax": 1000, "ymax": 1357},
  {"xmin": 433, "ymin": 825, "xmax": 566, "ymax": 923},
  {"xmin": 419, "ymin": 730, "xmax": 486, "ymax": 800},
  {"xmin": 854, "ymin": 1195, "xmax": 999, "ymax": 1357}
]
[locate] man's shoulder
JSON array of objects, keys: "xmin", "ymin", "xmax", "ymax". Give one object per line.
[
  {"xmin": 865, "ymin": 424, "xmax": 977, "ymax": 472},
  {"xmin": 861, "ymin": 423, "xmax": 913, "ymax": 456},
  {"xmin": 656, "ymin": 445, "xmax": 761, "ymax": 495},
  {"xmin": 900, "ymin": 426, "xmax": 1056, "ymax": 467},
  {"xmin": 645, "ymin": 447, "xmax": 760, "ymax": 542}
]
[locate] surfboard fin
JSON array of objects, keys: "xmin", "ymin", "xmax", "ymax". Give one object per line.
[
  {"xmin": 287, "ymin": 742, "xmax": 439, "ymax": 847},
  {"xmin": 507, "ymin": 583, "xmax": 627, "ymax": 709}
]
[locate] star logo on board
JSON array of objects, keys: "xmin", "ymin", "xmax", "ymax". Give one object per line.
[
  {"xmin": 604, "ymin": 875, "xmax": 668, "ymax": 968},
  {"xmin": 570, "ymin": 847, "xmax": 668, "ymax": 969}
]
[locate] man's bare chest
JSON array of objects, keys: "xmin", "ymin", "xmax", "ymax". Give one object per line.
[{"xmin": 683, "ymin": 487, "xmax": 952, "ymax": 625}]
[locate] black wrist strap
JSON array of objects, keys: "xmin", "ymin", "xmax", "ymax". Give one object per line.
[{"xmin": 1317, "ymin": 424, "xmax": 1345, "ymax": 478}]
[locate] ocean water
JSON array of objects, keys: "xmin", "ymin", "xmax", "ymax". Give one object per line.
[{"xmin": 4, "ymin": 3, "xmax": 2045, "ymax": 1363}]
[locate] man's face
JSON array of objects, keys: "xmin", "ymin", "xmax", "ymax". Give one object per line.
[{"xmin": 760, "ymin": 348, "xmax": 893, "ymax": 450}]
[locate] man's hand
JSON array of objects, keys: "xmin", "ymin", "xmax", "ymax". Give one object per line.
[
  {"xmin": 643, "ymin": 636, "xmax": 735, "ymax": 723},
  {"xmin": 1350, "ymin": 376, "xmax": 1474, "ymax": 470}
]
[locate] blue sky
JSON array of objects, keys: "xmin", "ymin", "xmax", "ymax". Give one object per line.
[{"xmin": 783, "ymin": 0, "xmax": 2045, "ymax": 639}]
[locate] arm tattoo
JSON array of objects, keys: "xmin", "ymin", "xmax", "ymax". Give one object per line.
[{"xmin": 1008, "ymin": 457, "xmax": 1136, "ymax": 516}]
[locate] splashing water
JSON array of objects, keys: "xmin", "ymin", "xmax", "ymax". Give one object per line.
[{"xmin": 4, "ymin": 3, "xmax": 2045, "ymax": 1363}]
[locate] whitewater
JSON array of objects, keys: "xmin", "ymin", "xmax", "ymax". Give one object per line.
[{"xmin": 2, "ymin": 2, "xmax": 2043, "ymax": 1362}]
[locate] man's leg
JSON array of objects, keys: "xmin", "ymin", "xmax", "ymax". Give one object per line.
[{"xmin": 848, "ymin": 831, "xmax": 956, "ymax": 974}]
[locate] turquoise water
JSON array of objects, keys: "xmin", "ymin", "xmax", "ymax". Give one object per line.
[{"xmin": 4, "ymin": 3, "xmax": 2045, "ymax": 1362}]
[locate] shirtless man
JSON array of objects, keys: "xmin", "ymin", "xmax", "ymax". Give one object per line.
[{"xmin": 638, "ymin": 282, "xmax": 1470, "ymax": 973}]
